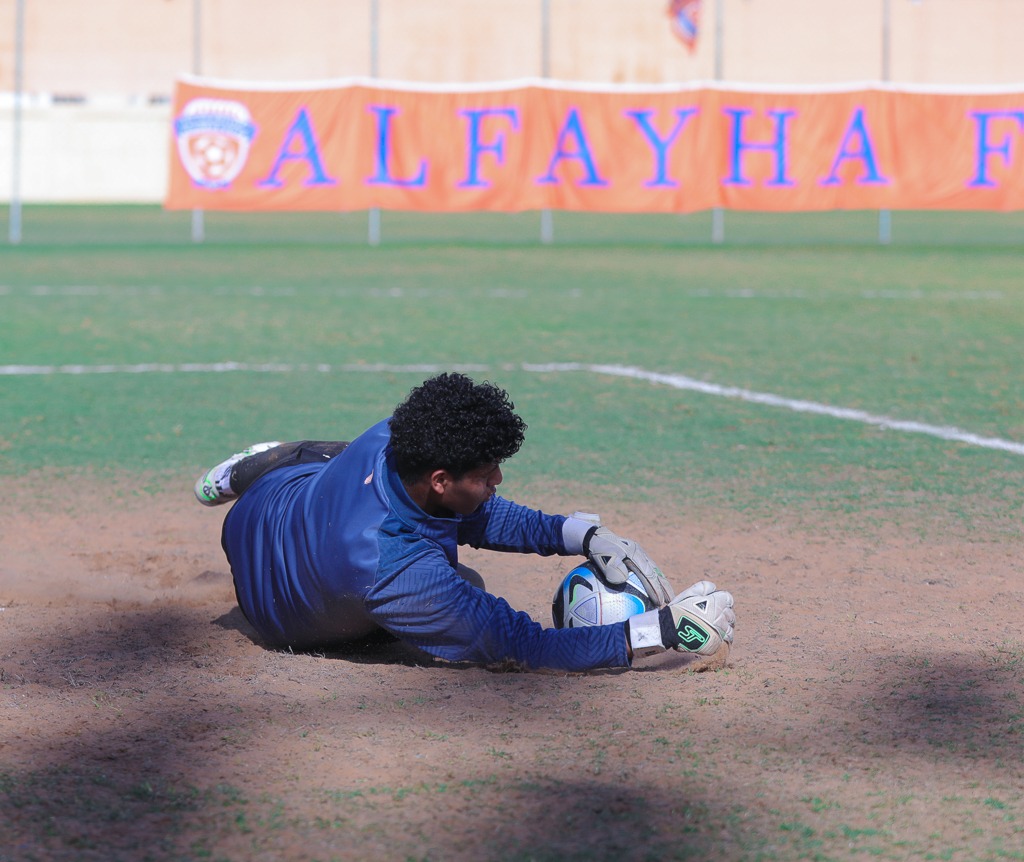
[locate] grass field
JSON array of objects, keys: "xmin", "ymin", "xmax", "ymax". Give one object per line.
[
  {"xmin": 2, "ymin": 206, "xmax": 1023, "ymax": 530},
  {"xmin": 2, "ymin": 206, "xmax": 1024, "ymax": 862}
]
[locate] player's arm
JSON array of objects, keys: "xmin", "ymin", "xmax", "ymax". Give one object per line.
[
  {"xmin": 456, "ymin": 495, "xmax": 570, "ymax": 556},
  {"xmin": 459, "ymin": 502, "xmax": 665, "ymax": 582},
  {"xmin": 459, "ymin": 500, "xmax": 675, "ymax": 607},
  {"xmin": 364, "ymin": 551, "xmax": 630, "ymax": 672}
]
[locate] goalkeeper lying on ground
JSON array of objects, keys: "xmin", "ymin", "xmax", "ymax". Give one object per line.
[{"xmin": 194, "ymin": 372, "xmax": 735, "ymax": 672}]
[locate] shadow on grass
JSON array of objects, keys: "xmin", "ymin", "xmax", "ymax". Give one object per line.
[
  {"xmin": 9, "ymin": 604, "xmax": 1018, "ymax": 861},
  {"xmin": 0, "ymin": 606, "xmax": 671, "ymax": 861},
  {"xmin": 212, "ymin": 604, "xmax": 447, "ymax": 667},
  {"xmin": 853, "ymin": 650, "xmax": 1024, "ymax": 757}
]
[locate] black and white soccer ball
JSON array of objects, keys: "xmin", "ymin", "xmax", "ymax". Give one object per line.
[{"xmin": 551, "ymin": 561, "xmax": 656, "ymax": 628}]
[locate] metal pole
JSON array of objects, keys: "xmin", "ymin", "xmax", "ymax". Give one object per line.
[
  {"xmin": 711, "ymin": 0, "xmax": 725, "ymax": 244},
  {"xmin": 191, "ymin": 0, "xmax": 205, "ymax": 243},
  {"xmin": 370, "ymin": 0, "xmax": 380, "ymax": 77},
  {"xmin": 878, "ymin": 209, "xmax": 892, "ymax": 244},
  {"xmin": 881, "ymin": 0, "xmax": 891, "ymax": 82},
  {"xmin": 9, "ymin": 0, "xmax": 25, "ymax": 244},
  {"xmin": 368, "ymin": 0, "xmax": 381, "ymax": 246},
  {"xmin": 541, "ymin": 0, "xmax": 551, "ymax": 78},
  {"xmin": 878, "ymin": 0, "xmax": 892, "ymax": 244},
  {"xmin": 539, "ymin": 0, "xmax": 553, "ymax": 244},
  {"xmin": 713, "ymin": 0, "xmax": 724, "ymax": 80}
]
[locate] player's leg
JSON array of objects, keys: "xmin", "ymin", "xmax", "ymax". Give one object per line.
[
  {"xmin": 228, "ymin": 440, "xmax": 350, "ymax": 496},
  {"xmin": 195, "ymin": 440, "xmax": 350, "ymax": 506}
]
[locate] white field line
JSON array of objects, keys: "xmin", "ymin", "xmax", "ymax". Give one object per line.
[
  {"xmin": 0, "ymin": 285, "xmax": 1007, "ymax": 301},
  {"xmin": 527, "ymin": 363, "xmax": 1024, "ymax": 456},
  {"xmin": 2, "ymin": 360, "xmax": 1021, "ymax": 456},
  {"xmin": 0, "ymin": 362, "xmax": 490, "ymax": 376}
]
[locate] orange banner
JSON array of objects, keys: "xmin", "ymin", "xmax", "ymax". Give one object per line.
[{"xmin": 166, "ymin": 77, "xmax": 1024, "ymax": 212}]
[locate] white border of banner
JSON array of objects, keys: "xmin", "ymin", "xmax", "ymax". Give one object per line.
[{"xmin": 175, "ymin": 73, "xmax": 1024, "ymax": 97}]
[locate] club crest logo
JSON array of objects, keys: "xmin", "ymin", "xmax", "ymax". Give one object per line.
[{"xmin": 174, "ymin": 98, "xmax": 257, "ymax": 189}]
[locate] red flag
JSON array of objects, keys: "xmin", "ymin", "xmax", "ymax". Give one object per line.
[{"xmin": 667, "ymin": 0, "xmax": 701, "ymax": 53}]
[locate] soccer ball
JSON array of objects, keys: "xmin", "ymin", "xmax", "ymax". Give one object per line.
[{"xmin": 551, "ymin": 561, "xmax": 656, "ymax": 628}]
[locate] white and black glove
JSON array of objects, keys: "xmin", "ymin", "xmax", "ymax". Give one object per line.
[
  {"xmin": 582, "ymin": 525, "xmax": 675, "ymax": 608},
  {"xmin": 625, "ymin": 580, "xmax": 735, "ymax": 659}
]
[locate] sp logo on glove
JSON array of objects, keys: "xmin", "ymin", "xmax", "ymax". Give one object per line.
[
  {"xmin": 626, "ymin": 580, "xmax": 735, "ymax": 659},
  {"xmin": 672, "ymin": 619, "xmax": 712, "ymax": 651}
]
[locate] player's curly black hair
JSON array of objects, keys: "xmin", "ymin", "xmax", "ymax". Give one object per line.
[{"xmin": 388, "ymin": 373, "xmax": 527, "ymax": 481}]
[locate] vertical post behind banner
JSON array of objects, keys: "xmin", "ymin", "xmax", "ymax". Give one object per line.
[
  {"xmin": 539, "ymin": 0, "xmax": 553, "ymax": 244},
  {"xmin": 9, "ymin": 0, "xmax": 25, "ymax": 244},
  {"xmin": 191, "ymin": 0, "xmax": 205, "ymax": 243},
  {"xmin": 711, "ymin": 0, "xmax": 725, "ymax": 244},
  {"xmin": 878, "ymin": 0, "xmax": 892, "ymax": 245},
  {"xmin": 368, "ymin": 0, "xmax": 381, "ymax": 246}
]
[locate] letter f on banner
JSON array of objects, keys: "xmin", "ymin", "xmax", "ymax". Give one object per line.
[
  {"xmin": 458, "ymin": 108, "xmax": 520, "ymax": 188},
  {"xmin": 969, "ymin": 110, "xmax": 1024, "ymax": 187}
]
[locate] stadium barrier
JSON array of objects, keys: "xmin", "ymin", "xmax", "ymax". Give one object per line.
[{"xmin": 5, "ymin": 0, "xmax": 1024, "ymax": 245}]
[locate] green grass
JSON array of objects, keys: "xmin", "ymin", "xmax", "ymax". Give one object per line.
[
  {"xmin": 6, "ymin": 204, "xmax": 1024, "ymax": 247},
  {"xmin": 2, "ymin": 206, "xmax": 1023, "ymax": 532}
]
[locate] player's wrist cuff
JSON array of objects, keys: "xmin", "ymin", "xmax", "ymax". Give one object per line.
[
  {"xmin": 562, "ymin": 516, "xmax": 599, "ymax": 555},
  {"xmin": 625, "ymin": 609, "xmax": 666, "ymax": 658}
]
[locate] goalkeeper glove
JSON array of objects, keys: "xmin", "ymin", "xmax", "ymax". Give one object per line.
[
  {"xmin": 582, "ymin": 525, "xmax": 675, "ymax": 608},
  {"xmin": 625, "ymin": 580, "xmax": 735, "ymax": 659}
]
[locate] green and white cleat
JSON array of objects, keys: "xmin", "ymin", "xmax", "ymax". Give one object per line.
[{"xmin": 194, "ymin": 441, "xmax": 282, "ymax": 506}]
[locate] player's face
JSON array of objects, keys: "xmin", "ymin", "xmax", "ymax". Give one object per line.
[{"xmin": 441, "ymin": 462, "xmax": 503, "ymax": 516}]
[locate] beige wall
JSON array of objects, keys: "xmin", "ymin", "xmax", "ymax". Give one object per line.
[
  {"xmin": 0, "ymin": 0, "xmax": 193, "ymax": 96},
  {"xmin": 4, "ymin": 0, "xmax": 1024, "ymax": 96},
  {"xmin": 890, "ymin": 0, "xmax": 1024, "ymax": 84},
  {"xmin": 200, "ymin": 0, "xmax": 373, "ymax": 82}
]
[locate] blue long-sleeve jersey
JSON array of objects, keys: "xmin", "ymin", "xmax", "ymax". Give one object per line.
[{"xmin": 221, "ymin": 420, "xmax": 630, "ymax": 672}]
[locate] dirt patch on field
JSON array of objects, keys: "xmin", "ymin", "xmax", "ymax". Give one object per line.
[{"xmin": 2, "ymin": 478, "xmax": 1023, "ymax": 861}]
